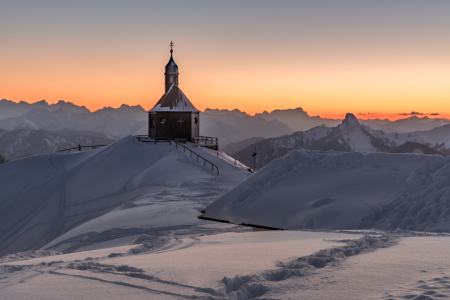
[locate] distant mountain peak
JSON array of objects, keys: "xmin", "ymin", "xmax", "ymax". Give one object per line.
[
  {"xmin": 341, "ymin": 113, "xmax": 360, "ymax": 128},
  {"xmin": 34, "ymin": 100, "xmax": 48, "ymax": 105}
]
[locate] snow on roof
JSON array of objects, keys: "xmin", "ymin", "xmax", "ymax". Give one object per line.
[{"xmin": 149, "ymin": 85, "xmax": 199, "ymax": 112}]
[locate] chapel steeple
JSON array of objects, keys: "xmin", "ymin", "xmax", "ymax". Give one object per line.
[
  {"xmin": 164, "ymin": 41, "xmax": 179, "ymax": 93},
  {"xmin": 148, "ymin": 42, "xmax": 200, "ymax": 142}
]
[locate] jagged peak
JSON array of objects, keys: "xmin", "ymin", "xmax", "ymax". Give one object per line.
[
  {"xmin": 34, "ymin": 100, "xmax": 48, "ymax": 105},
  {"xmin": 342, "ymin": 113, "xmax": 360, "ymax": 126}
]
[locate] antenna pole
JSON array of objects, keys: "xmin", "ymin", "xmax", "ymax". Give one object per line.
[{"xmin": 254, "ymin": 146, "xmax": 257, "ymax": 172}]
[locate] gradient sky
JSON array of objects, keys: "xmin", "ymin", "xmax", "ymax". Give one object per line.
[{"xmin": 1, "ymin": 0, "xmax": 450, "ymax": 120}]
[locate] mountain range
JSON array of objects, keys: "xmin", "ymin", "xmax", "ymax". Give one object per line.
[
  {"xmin": 228, "ymin": 113, "xmax": 450, "ymax": 170},
  {"xmin": 255, "ymin": 106, "xmax": 450, "ymax": 133},
  {"xmin": 2, "ymin": 99, "xmax": 450, "ymax": 161}
]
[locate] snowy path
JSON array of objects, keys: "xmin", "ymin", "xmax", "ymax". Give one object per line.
[
  {"xmin": 4, "ymin": 231, "xmax": 450, "ymax": 299},
  {"xmin": 1, "ymin": 231, "xmax": 363, "ymax": 299}
]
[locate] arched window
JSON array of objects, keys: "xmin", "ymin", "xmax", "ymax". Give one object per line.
[{"xmin": 193, "ymin": 117, "xmax": 198, "ymax": 124}]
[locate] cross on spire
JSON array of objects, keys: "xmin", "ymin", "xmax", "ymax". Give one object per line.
[{"xmin": 170, "ymin": 41, "xmax": 174, "ymax": 54}]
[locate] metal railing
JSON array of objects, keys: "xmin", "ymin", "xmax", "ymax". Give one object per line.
[
  {"xmin": 194, "ymin": 136, "xmax": 219, "ymax": 150},
  {"xmin": 173, "ymin": 141, "xmax": 219, "ymax": 174},
  {"xmin": 136, "ymin": 135, "xmax": 220, "ymax": 174},
  {"xmin": 58, "ymin": 145, "xmax": 107, "ymax": 152}
]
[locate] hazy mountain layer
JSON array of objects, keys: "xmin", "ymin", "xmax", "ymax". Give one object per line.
[
  {"xmin": 231, "ymin": 114, "xmax": 450, "ymax": 170},
  {"xmin": 0, "ymin": 128, "xmax": 116, "ymax": 161}
]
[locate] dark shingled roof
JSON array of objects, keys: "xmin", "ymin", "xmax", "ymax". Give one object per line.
[{"xmin": 149, "ymin": 84, "xmax": 199, "ymax": 112}]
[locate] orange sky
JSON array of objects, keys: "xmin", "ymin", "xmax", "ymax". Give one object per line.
[{"xmin": 2, "ymin": 1, "xmax": 450, "ymax": 121}]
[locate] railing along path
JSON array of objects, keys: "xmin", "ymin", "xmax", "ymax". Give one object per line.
[
  {"xmin": 136, "ymin": 136, "xmax": 220, "ymax": 175},
  {"xmin": 58, "ymin": 145, "xmax": 107, "ymax": 152}
]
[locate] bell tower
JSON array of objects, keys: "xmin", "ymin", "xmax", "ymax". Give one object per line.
[
  {"xmin": 148, "ymin": 42, "xmax": 200, "ymax": 142},
  {"xmin": 164, "ymin": 41, "xmax": 179, "ymax": 93}
]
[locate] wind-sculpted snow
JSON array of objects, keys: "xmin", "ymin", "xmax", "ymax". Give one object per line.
[
  {"xmin": 352, "ymin": 158, "xmax": 450, "ymax": 231},
  {"xmin": 204, "ymin": 149, "xmax": 450, "ymax": 232},
  {"xmin": 215, "ymin": 235, "xmax": 397, "ymax": 300},
  {"xmin": 0, "ymin": 136, "xmax": 249, "ymax": 256},
  {"xmin": 0, "ymin": 250, "xmax": 62, "ymax": 263}
]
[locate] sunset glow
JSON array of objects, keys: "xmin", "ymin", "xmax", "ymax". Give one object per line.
[{"xmin": 2, "ymin": 1, "xmax": 450, "ymax": 120}]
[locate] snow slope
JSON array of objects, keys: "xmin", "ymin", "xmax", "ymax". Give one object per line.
[
  {"xmin": 0, "ymin": 136, "xmax": 250, "ymax": 256},
  {"xmin": 4, "ymin": 230, "xmax": 450, "ymax": 300},
  {"xmin": 204, "ymin": 149, "xmax": 450, "ymax": 232},
  {"xmin": 0, "ymin": 230, "xmax": 364, "ymax": 299}
]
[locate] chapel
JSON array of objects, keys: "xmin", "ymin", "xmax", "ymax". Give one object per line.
[{"xmin": 148, "ymin": 42, "xmax": 200, "ymax": 142}]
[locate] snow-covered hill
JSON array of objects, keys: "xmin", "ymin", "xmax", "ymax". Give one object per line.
[
  {"xmin": 232, "ymin": 113, "xmax": 450, "ymax": 169},
  {"xmin": 204, "ymin": 149, "xmax": 450, "ymax": 232},
  {"xmin": 0, "ymin": 137, "xmax": 250, "ymax": 256}
]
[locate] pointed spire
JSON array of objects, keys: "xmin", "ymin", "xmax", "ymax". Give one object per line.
[{"xmin": 165, "ymin": 41, "xmax": 179, "ymax": 93}]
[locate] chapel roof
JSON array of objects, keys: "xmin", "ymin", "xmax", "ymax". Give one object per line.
[{"xmin": 149, "ymin": 84, "xmax": 199, "ymax": 112}]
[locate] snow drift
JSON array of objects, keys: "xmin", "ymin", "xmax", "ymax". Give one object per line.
[
  {"xmin": 0, "ymin": 136, "xmax": 249, "ymax": 256},
  {"xmin": 204, "ymin": 149, "xmax": 450, "ymax": 232}
]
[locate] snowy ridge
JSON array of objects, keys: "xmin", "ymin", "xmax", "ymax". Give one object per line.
[{"xmin": 204, "ymin": 149, "xmax": 450, "ymax": 232}]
